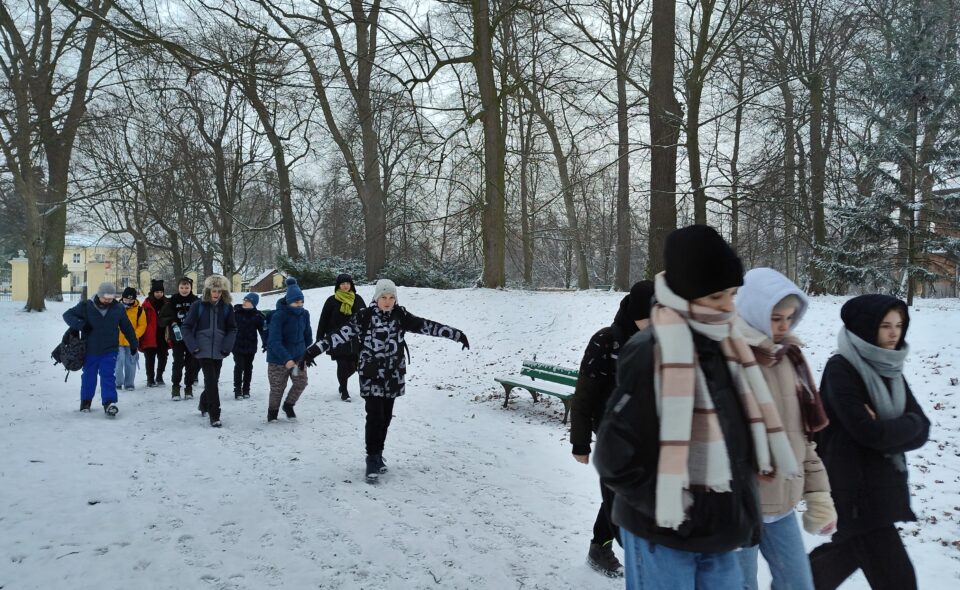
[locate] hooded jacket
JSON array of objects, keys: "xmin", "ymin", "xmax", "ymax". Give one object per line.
[
  {"xmin": 119, "ymin": 299, "xmax": 148, "ymax": 347},
  {"xmin": 266, "ymin": 297, "xmax": 313, "ymax": 365},
  {"xmin": 180, "ymin": 276, "xmax": 237, "ymax": 360},
  {"xmin": 159, "ymin": 290, "xmax": 199, "ymax": 342},
  {"xmin": 816, "ymin": 295, "xmax": 929, "ymax": 539},
  {"xmin": 63, "ymin": 297, "xmax": 138, "ymax": 356},
  {"xmin": 736, "ymin": 269, "xmax": 830, "ymax": 517},
  {"xmin": 317, "ymin": 274, "xmax": 366, "ymax": 358}
]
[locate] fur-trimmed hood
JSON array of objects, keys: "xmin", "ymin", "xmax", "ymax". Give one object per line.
[{"xmin": 202, "ymin": 274, "xmax": 233, "ymax": 304}]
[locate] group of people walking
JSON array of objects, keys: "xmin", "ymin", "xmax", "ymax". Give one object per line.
[
  {"xmin": 62, "ymin": 273, "xmax": 469, "ymax": 480},
  {"xmin": 59, "ymin": 223, "xmax": 930, "ymax": 586},
  {"xmin": 571, "ymin": 225, "xmax": 929, "ymax": 590}
]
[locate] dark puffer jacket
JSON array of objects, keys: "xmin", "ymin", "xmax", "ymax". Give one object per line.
[
  {"xmin": 307, "ymin": 303, "xmax": 466, "ymax": 398},
  {"xmin": 593, "ymin": 330, "xmax": 761, "ymax": 553},
  {"xmin": 63, "ymin": 297, "xmax": 138, "ymax": 356},
  {"xmin": 181, "ymin": 300, "xmax": 237, "ymax": 361},
  {"xmin": 232, "ymin": 305, "xmax": 266, "ymax": 355},
  {"xmin": 317, "ymin": 275, "xmax": 366, "ymax": 359},
  {"xmin": 159, "ymin": 292, "xmax": 199, "ymax": 342},
  {"xmin": 266, "ymin": 298, "xmax": 312, "ymax": 366},
  {"xmin": 570, "ymin": 298, "xmax": 642, "ymax": 455},
  {"xmin": 816, "ymin": 294, "xmax": 929, "ymax": 540}
]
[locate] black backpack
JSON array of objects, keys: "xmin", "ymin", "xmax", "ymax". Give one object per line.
[{"xmin": 52, "ymin": 329, "xmax": 86, "ymax": 381}]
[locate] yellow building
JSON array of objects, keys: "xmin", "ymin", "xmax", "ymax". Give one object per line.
[{"xmin": 7, "ymin": 234, "xmax": 139, "ymax": 302}]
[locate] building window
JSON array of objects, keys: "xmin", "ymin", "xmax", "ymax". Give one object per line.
[
  {"xmin": 95, "ymin": 254, "xmax": 105, "ymax": 263},
  {"xmin": 72, "ymin": 253, "xmax": 81, "ymax": 264}
]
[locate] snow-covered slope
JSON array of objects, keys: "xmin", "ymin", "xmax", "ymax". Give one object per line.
[{"xmin": 1, "ymin": 287, "xmax": 958, "ymax": 589}]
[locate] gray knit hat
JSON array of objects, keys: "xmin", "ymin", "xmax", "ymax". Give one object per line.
[
  {"xmin": 373, "ymin": 279, "xmax": 397, "ymax": 302},
  {"xmin": 97, "ymin": 282, "xmax": 117, "ymax": 298}
]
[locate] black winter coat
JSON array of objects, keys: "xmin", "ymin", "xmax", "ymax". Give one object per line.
[
  {"xmin": 593, "ymin": 330, "xmax": 761, "ymax": 553},
  {"xmin": 816, "ymin": 355, "xmax": 930, "ymax": 540},
  {"xmin": 159, "ymin": 292, "xmax": 199, "ymax": 342},
  {"xmin": 63, "ymin": 297, "xmax": 138, "ymax": 357},
  {"xmin": 232, "ymin": 305, "xmax": 266, "ymax": 355},
  {"xmin": 317, "ymin": 292, "xmax": 366, "ymax": 359}
]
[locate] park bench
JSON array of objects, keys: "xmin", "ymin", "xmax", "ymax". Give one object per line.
[{"xmin": 495, "ymin": 360, "xmax": 578, "ymax": 424}]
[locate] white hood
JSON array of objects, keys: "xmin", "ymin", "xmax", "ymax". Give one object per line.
[{"xmin": 735, "ymin": 267, "xmax": 809, "ymax": 340}]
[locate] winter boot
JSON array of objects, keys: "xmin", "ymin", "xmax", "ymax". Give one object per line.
[
  {"xmin": 365, "ymin": 455, "xmax": 381, "ymax": 482},
  {"xmin": 282, "ymin": 403, "xmax": 296, "ymax": 420},
  {"xmin": 242, "ymin": 390, "xmax": 250, "ymax": 399},
  {"xmin": 587, "ymin": 541, "xmax": 623, "ymax": 578},
  {"xmin": 171, "ymin": 384, "xmax": 181, "ymax": 401},
  {"xmin": 340, "ymin": 389, "xmax": 351, "ymax": 402},
  {"xmin": 156, "ymin": 376, "xmax": 165, "ymax": 386},
  {"xmin": 234, "ymin": 389, "xmax": 242, "ymax": 401},
  {"xmin": 267, "ymin": 408, "xmax": 279, "ymax": 423},
  {"xmin": 104, "ymin": 403, "xmax": 119, "ymax": 418},
  {"xmin": 209, "ymin": 412, "xmax": 222, "ymax": 428},
  {"xmin": 184, "ymin": 385, "xmax": 193, "ymax": 400},
  {"xmin": 80, "ymin": 400, "xmax": 92, "ymax": 413},
  {"xmin": 198, "ymin": 400, "xmax": 207, "ymax": 417},
  {"xmin": 377, "ymin": 455, "xmax": 388, "ymax": 474},
  {"xmin": 147, "ymin": 379, "xmax": 156, "ymax": 388}
]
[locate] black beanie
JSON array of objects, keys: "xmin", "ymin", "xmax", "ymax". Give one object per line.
[
  {"xmin": 627, "ymin": 280, "xmax": 655, "ymax": 321},
  {"xmin": 122, "ymin": 287, "xmax": 138, "ymax": 299},
  {"xmin": 840, "ymin": 294, "xmax": 909, "ymax": 348},
  {"xmin": 150, "ymin": 279, "xmax": 164, "ymax": 293},
  {"xmin": 334, "ymin": 273, "xmax": 356, "ymax": 293},
  {"xmin": 663, "ymin": 225, "xmax": 743, "ymax": 300}
]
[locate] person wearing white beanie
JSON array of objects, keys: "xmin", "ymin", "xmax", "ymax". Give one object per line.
[{"xmin": 304, "ymin": 278, "xmax": 469, "ymax": 482}]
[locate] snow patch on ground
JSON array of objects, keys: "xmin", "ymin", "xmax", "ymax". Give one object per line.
[{"xmin": 1, "ymin": 288, "xmax": 958, "ymax": 588}]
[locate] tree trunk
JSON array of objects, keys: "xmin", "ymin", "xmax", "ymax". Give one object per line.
[
  {"xmin": 474, "ymin": 0, "xmax": 506, "ymax": 288},
  {"xmin": 686, "ymin": 78, "xmax": 707, "ymax": 225},
  {"xmin": 807, "ymin": 75, "xmax": 828, "ymax": 294},
  {"xmin": 519, "ymin": 111, "xmax": 534, "ymax": 287},
  {"xmin": 780, "ymin": 79, "xmax": 797, "ymax": 282},
  {"xmin": 614, "ymin": 73, "xmax": 632, "ymax": 290},
  {"xmin": 729, "ymin": 57, "xmax": 745, "ymax": 251},
  {"xmin": 647, "ymin": 0, "xmax": 681, "ymax": 277}
]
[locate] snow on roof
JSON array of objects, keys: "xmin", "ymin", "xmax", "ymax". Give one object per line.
[{"xmin": 249, "ymin": 268, "xmax": 279, "ymax": 285}]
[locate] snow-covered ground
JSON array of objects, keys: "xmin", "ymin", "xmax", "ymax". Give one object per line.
[{"xmin": 1, "ymin": 287, "xmax": 958, "ymax": 589}]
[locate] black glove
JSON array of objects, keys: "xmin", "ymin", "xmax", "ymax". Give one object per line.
[
  {"xmin": 297, "ymin": 357, "xmax": 306, "ymax": 371},
  {"xmin": 458, "ymin": 333, "xmax": 470, "ymax": 350},
  {"xmin": 129, "ymin": 344, "xmax": 138, "ymax": 356},
  {"xmin": 305, "ymin": 356, "xmax": 317, "ymax": 367}
]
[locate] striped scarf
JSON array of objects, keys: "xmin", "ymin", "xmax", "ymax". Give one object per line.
[{"xmin": 651, "ymin": 273, "xmax": 800, "ymax": 529}]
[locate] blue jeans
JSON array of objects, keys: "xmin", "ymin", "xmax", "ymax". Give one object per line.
[
  {"xmin": 621, "ymin": 527, "xmax": 744, "ymax": 590},
  {"xmin": 737, "ymin": 511, "xmax": 814, "ymax": 590},
  {"xmin": 81, "ymin": 352, "xmax": 118, "ymax": 404},
  {"xmin": 115, "ymin": 347, "xmax": 137, "ymax": 389}
]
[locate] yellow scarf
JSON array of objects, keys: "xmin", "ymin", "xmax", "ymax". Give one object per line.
[{"xmin": 334, "ymin": 290, "xmax": 355, "ymax": 315}]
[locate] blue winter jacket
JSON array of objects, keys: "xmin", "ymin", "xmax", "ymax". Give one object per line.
[
  {"xmin": 266, "ymin": 298, "xmax": 312, "ymax": 365},
  {"xmin": 181, "ymin": 300, "xmax": 238, "ymax": 361},
  {"xmin": 63, "ymin": 297, "xmax": 138, "ymax": 357},
  {"xmin": 232, "ymin": 305, "xmax": 266, "ymax": 355}
]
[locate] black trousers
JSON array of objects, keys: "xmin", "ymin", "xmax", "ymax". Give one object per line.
[
  {"xmin": 171, "ymin": 340, "xmax": 199, "ymax": 387},
  {"xmin": 592, "ymin": 481, "xmax": 619, "ymax": 546},
  {"xmin": 233, "ymin": 353, "xmax": 255, "ymax": 394},
  {"xmin": 335, "ymin": 357, "xmax": 358, "ymax": 392},
  {"xmin": 198, "ymin": 358, "xmax": 223, "ymax": 421},
  {"xmin": 144, "ymin": 343, "xmax": 168, "ymax": 382},
  {"xmin": 809, "ymin": 525, "xmax": 917, "ymax": 590},
  {"xmin": 364, "ymin": 396, "xmax": 396, "ymax": 456}
]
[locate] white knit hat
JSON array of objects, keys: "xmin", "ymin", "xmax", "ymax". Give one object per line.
[{"xmin": 373, "ymin": 279, "xmax": 397, "ymax": 302}]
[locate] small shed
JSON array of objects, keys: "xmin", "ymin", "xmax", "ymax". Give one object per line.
[{"xmin": 248, "ymin": 268, "xmax": 286, "ymax": 293}]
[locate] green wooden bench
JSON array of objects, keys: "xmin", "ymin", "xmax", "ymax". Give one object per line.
[{"xmin": 495, "ymin": 360, "xmax": 578, "ymax": 424}]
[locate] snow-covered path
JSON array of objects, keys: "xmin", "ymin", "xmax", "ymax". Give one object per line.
[{"xmin": 1, "ymin": 288, "xmax": 958, "ymax": 589}]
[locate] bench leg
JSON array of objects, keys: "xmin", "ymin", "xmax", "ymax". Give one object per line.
[
  {"xmin": 562, "ymin": 399, "xmax": 571, "ymax": 424},
  {"xmin": 531, "ymin": 390, "xmax": 540, "ymax": 403},
  {"xmin": 501, "ymin": 384, "xmax": 513, "ymax": 408}
]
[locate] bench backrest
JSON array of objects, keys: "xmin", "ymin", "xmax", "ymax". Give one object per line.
[{"xmin": 521, "ymin": 360, "xmax": 578, "ymax": 387}]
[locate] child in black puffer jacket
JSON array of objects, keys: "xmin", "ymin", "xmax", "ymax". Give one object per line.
[{"xmin": 232, "ymin": 292, "xmax": 267, "ymax": 399}]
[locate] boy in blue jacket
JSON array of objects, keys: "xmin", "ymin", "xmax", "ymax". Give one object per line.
[
  {"xmin": 266, "ymin": 278, "xmax": 312, "ymax": 422},
  {"xmin": 62, "ymin": 282, "xmax": 138, "ymax": 417}
]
